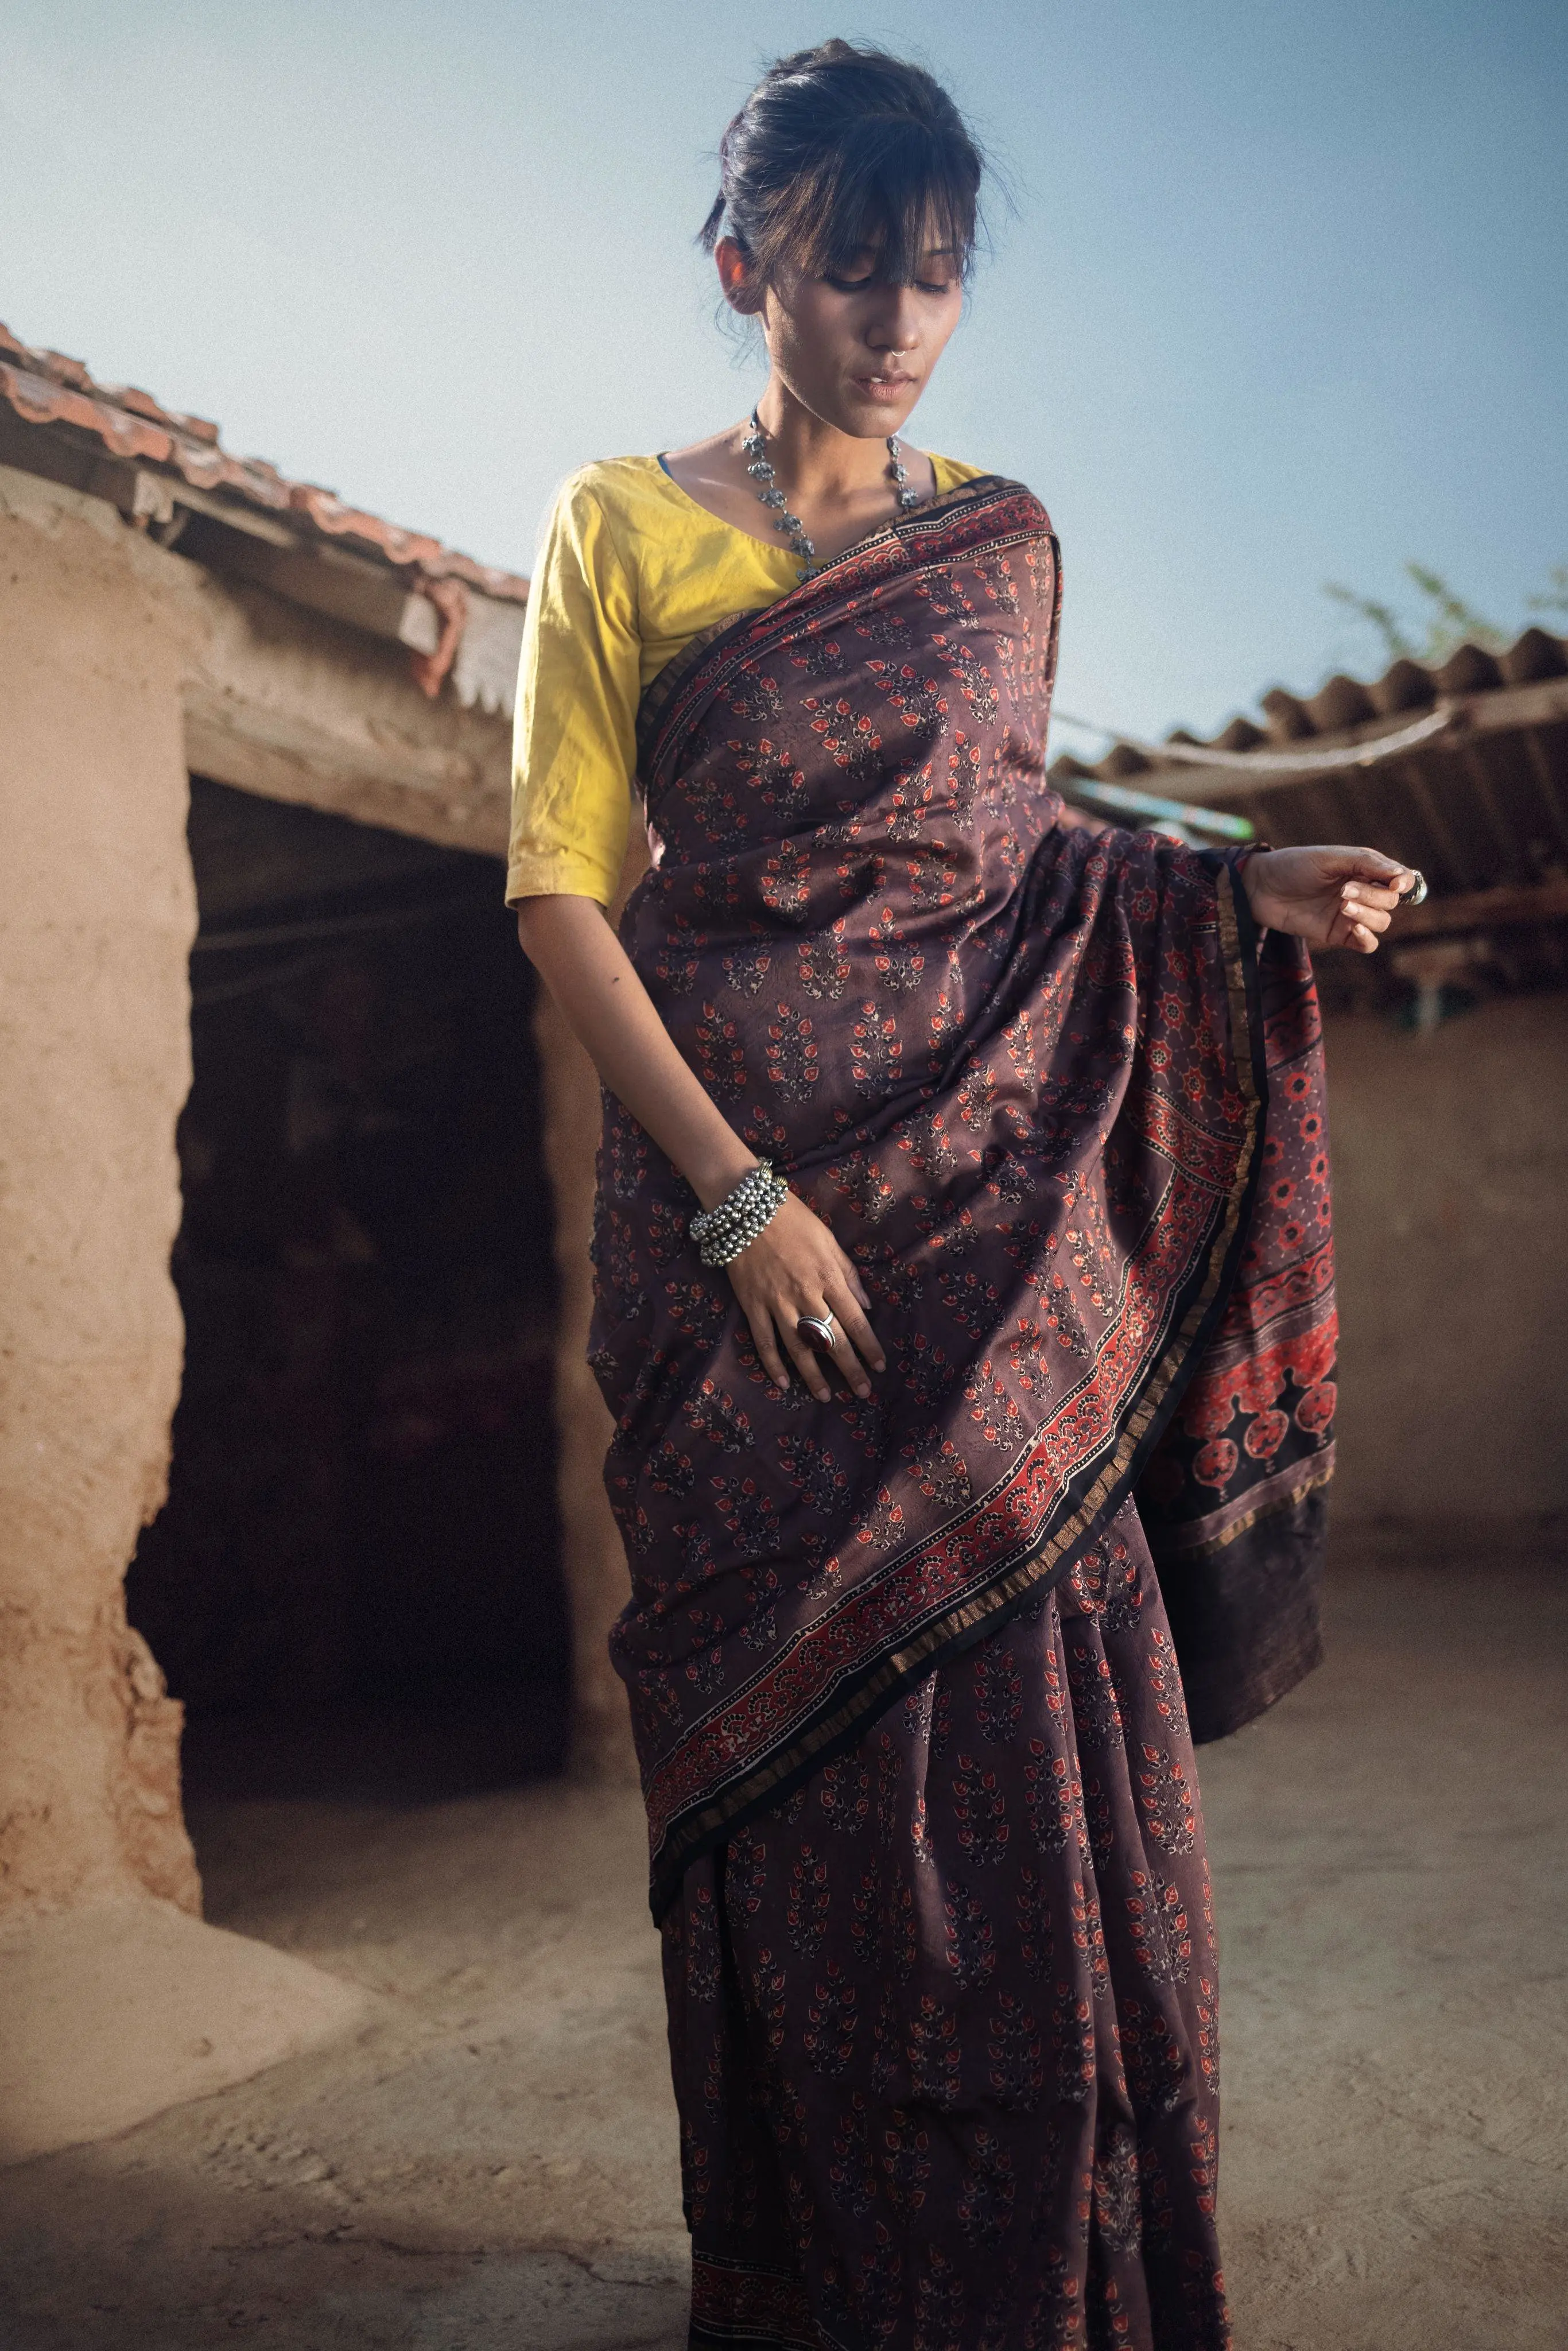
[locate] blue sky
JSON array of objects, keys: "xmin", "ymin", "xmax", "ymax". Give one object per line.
[{"xmin": 1, "ymin": 1, "xmax": 1562, "ymax": 743}]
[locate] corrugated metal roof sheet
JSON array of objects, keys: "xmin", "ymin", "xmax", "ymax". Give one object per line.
[{"xmin": 0, "ymin": 320, "xmax": 529, "ymax": 607}]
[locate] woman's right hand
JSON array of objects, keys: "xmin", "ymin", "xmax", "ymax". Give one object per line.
[
  {"xmin": 726, "ymin": 1192, "xmax": 886, "ymax": 1402},
  {"xmin": 512, "ymin": 899, "xmax": 884, "ymax": 1400}
]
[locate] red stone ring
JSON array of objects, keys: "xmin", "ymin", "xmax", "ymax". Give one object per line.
[{"xmin": 797, "ymin": 1313, "xmax": 836, "ymax": 1351}]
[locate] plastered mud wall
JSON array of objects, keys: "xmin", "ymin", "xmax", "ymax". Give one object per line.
[
  {"xmin": 0, "ymin": 456, "xmax": 642, "ymax": 1873},
  {"xmin": 0, "ymin": 473, "xmax": 200, "ymax": 1919},
  {"xmin": 1325, "ymin": 992, "xmax": 1568, "ymax": 1527}
]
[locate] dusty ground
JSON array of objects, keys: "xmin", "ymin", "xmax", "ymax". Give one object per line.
[{"xmin": 1, "ymin": 1537, "xmax": 1563, "ymax": 2350}]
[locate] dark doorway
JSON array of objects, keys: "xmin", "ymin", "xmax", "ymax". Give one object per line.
[{"xmin": 128, "ymin": 778, "xmax": 568, "ymax": 1801}]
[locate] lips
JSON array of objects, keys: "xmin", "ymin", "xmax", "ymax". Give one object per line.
[{"xmin": 855, "ymin": 373, "xmax": 918, "ymax": 402}]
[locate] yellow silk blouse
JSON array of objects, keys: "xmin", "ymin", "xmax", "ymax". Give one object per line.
[{"xmin": 506, "ymin": 450, "xmax": 988, "ymax": 907}]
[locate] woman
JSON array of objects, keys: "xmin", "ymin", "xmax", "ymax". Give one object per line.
[{"xmin": 511, "ymin": 42, "xmax": 1414, "ymax": 2351}]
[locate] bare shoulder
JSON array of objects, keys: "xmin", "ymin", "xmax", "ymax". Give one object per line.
[
  {"xmin": 896, "ymin": 443, "xmax": 941, "ymax": 501},
  {"xmin": 660, "ymin": 425, "xmax": 746, "ymax": 496},
  {"xmin": 659, "ymin": 424, "xmax": 769, "ymax": 538}
]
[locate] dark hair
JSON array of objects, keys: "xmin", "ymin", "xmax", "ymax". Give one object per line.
[{"xmin": 699, "ymin": 40, "xmax": 985, "ymax": 288}]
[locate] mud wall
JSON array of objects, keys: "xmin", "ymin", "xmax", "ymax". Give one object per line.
[
  {"xmin": 0, "ymin": 454, "xmax": 638, "ymax": 1894},
  {"xmin": 0, "ymin": 467, "xmax": 199, "ymax": 1919},
  {"xmin": 1326, "ymin": 991, "xmax": 1568, "ymax": 1528},
  {"xmin": 0, "ymin": 455, "xmax": 630, "ymax": 1898}
]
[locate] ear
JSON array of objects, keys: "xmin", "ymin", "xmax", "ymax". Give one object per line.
[{"xmin": 715, "ymin": 235, "xmax": 766, "ymax": 319}]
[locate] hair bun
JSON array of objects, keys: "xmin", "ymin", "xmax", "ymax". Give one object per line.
[{"xmin": 698, "ymin": 40, "xmax": 985, "ymax": 290}]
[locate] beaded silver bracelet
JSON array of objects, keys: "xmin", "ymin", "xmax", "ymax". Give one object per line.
[{"xmin": 690, "ymin": 1160, "xmax": 790, "ymax": 1268}]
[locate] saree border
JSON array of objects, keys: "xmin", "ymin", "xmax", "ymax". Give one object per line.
[
  {"xmin": 1156, "ymin": 1442, "xmax": 1337, "ymax": 1557},
  {"xmin": 645, "ymin": 859, "xmax": 1269, "ymax": 1920},
  {"xmin": 689, "ymin": 2251, "xmax": 838, "ymax": 2351}
]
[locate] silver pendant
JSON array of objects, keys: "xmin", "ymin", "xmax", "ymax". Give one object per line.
[{"xmin": 743, "ymin": 408, "xmax": 921, "ymax": 568}]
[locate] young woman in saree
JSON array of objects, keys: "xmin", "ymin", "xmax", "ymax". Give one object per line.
[{"xmin": 510, "ymin": 42, "xmax": 1417, "ymax": 2351}]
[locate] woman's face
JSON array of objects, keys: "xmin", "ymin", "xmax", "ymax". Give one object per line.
[{"xmin": 721, "ymin": 234, "xmax": 965, "ymax": 440}]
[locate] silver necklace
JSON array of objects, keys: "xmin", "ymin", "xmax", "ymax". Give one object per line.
[{"xmin": 742, "ymin": 407, "xmax": 922, "ymax": 581}]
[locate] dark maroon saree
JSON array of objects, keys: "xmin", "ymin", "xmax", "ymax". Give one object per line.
[
  {"xmin": 587, "ymin": 476, "xmax": 1336, "ymax": 2349},
  {"xmin": 591, "ymin": 476, "xmax": 1335, "ymax": 1922}
]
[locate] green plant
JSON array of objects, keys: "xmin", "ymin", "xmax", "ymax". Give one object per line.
[
  {"xmin": 1527, "ymin": 564, "xmax": 1568, "ymax": 621},
  {"xmin": 1322, "ymin": 560, "xmax": 1565, "ymax": 668}
]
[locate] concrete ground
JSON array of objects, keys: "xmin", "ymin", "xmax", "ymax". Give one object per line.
[{"xmin": 1, "ymin": 1537, "xmax": 1563, "ymax": 2351}]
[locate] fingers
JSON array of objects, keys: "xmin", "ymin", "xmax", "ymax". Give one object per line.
[
  {"xmin": 744, "ymin": 1303, "xmax": 797, "ymax": 1394},
  {"xmin": 1336, "ymin": 863, "xmax": 1422, "ymax": 956},
  {"xmin": 739, "ymin": 1290, "xmax": 882, "ymax": 1403},
  {"xmin": 1329, "ymin": 904, "xmax": 1381, "ymax": 955},
  {"xmin": 799, "ymin": 1291, "xmax": 880, "ymax": 1402},
  {"xmin": 1338, "ymin": 891, "xmax": 1394, "ymax": 937},
  {"xmin": 841, "ymin": 1260, "xmax": 874, "ymax": 1313},
  {"xmin": 825, "ymin": 1284, "xmax": 886, "ymax": 1378},
  {"xmin": 1334, "ymin": 854, "xmax": 1423, "ymax": 907},
  {"xmin": 727, "ymin": 1196, "xmax": 882, "ymax": 1400},
  {"xmin": 822, "ymin": 1228, "xmax": 876, "ymax": 1316},
  {"xmin": 1320, "ymin": 845, "xmax": 1410, "ymax": 884},
  {"xmin": 782, "ymin": 1314, "xmax": 840, "ymax": 1404},
  {"xmin": 785, "ymin": 1294, "xmax": 879, "ymax": 1403},
  {"xmin": 741, "ymin": 1291, "xmax": 867, "ymax": 1405}
]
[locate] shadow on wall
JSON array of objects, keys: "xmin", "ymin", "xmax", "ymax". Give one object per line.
[{"xmin": 127, "ymin": 779, "xmax": 569, "ymax": 1805}]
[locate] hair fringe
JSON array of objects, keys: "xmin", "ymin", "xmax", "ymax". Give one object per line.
[{"xmin": 697, "ymin": 39, "xmax": 985, "ymax": 286}]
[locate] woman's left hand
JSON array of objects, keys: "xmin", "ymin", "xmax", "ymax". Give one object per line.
[{"xmin": 1240, "ymin": 845, "xmax": 1420, "ymax": 954}]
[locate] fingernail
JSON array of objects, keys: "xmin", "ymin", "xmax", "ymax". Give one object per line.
[{"xmin": 874, "ymin": 1359, "xmax": 887, "ymax": 1374}]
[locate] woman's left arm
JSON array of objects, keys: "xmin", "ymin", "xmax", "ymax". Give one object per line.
[{"xmin": 1239, "ymin": 845, "xmax": 1420, "ymax": 953}]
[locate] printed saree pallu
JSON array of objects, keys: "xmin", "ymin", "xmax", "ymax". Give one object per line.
[{"xmin": 592, "ymin": 476, "xmax": 1336, "ymax": 1920}]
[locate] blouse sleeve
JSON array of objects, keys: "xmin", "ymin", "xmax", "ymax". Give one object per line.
[{"xmin": 507, "ymin": 470, "xmax": 641, "ymax": 907}]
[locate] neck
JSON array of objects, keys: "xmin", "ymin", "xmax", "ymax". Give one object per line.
[{"xmin": 751, "ymin": 378, "xmax": 898, "ymax": 498}]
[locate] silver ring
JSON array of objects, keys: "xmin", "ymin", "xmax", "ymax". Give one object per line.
[
  {"xmin": 1404, "ymin": 868, "xmax": 1429, "ymax": 907},
  {"xmin": 797, "ymin": 1313, "xmax": 836, "ymax": 1351}
]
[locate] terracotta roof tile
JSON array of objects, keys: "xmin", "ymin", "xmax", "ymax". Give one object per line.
[
  {"xmin": 1049, "ymin": 626, "xmax": 1568, "ymax": 914},
  {"xmin": 0, "ymin": 321, "xmax": 529, "ymax": 607},
  {"xmin": 1053, "ymin": 627, "xmax": 1567, "ymax": 792}
]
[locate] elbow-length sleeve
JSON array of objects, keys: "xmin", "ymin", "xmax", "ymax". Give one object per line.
[{"xmin": 507, "ymin": 470, "xmax": 642, "ymax": 907}]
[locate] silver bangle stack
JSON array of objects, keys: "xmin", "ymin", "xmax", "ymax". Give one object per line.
[{"xmin": 690, "ymin": 1160, "xmax": 790, "ymax": 1268}]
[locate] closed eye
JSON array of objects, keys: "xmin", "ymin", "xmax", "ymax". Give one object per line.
[{"xmin": 826, "ymin": 274, "xmax": 957, "ymax": 297}]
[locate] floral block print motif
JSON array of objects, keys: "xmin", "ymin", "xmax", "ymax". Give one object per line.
[
  {"xmin": 1137, "ymin": 938, "xmax": 1336, "ymax": 1739},
  {"xmin": 592, "ymin": 476, "xmax": 1330, "ymax": 1915},
  {"xmin": 667, "ymin": 1504, "xmax": 1230, "ymax": 2351}
]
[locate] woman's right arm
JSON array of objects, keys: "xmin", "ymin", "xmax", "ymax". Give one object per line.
[{"xmin": 517, "ymin": 893, "xmax": 883, "ymax": 1400}]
